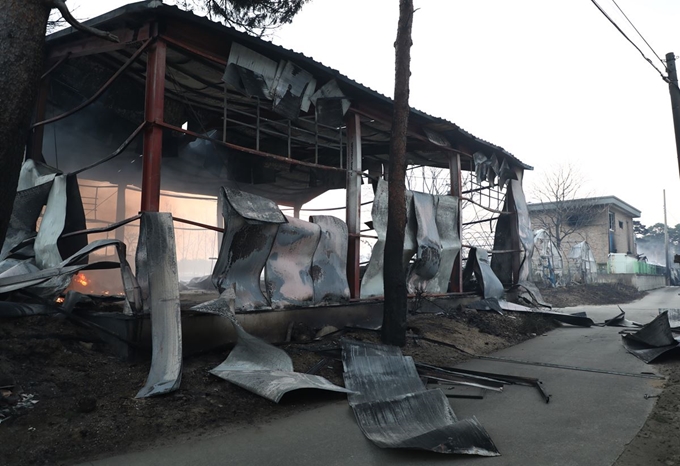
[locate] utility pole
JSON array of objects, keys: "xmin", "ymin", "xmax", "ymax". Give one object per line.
[
  {"xmin": 665, "ymin": 53, "xmax": 680, "ymax": 178},
  {"xmin": 664, "ymin": 189, "xmax": 670, "ymax": 285}
]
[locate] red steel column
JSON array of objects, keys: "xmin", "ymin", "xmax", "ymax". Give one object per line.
[
  {"xmin": 346, "ymin": 113, "xmax": 362, "ymax": 298},
  {"xmin": 141, "ymin": 39, "xmax": 167, "ymax": 212}
]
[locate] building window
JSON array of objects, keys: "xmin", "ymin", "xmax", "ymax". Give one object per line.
[
  {"xmin": 619, "ymin": 220, "xmax": 623, "ymax": 229},
  {"xmin": 609, "ymin": 211, "xmax": 615, "ymax": 230}
]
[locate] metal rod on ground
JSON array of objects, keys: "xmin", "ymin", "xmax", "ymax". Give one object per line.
[
  {"xmin": 306, "ymin": 358, "xmax": 329, "ymax": 375},
  {"xmin": 422, "ymin": 375, "xmax": 503, "ymax": 392},
  {"xmin": 475, "ymin": 355, "xmax": 664, "ymax": 380},
  {"xmin": 417, "ymin": 335, "xmax": 664, "ymax": 380}
]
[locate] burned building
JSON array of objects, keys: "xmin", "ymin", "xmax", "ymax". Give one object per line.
[{"xmin": 4, "ymin": 2, "xmax": 534, "ymax": 358}]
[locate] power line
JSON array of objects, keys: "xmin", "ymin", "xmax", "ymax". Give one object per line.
[
  {"xmin": 611, "ymin": 0, "xmax": 665, "ymax": 68},
  {"xmin": 589, "ymin": 0, "xmax": 668, "ymax": 82}
]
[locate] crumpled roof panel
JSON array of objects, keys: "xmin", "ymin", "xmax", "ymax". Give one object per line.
[{"xmin": 46, "ymin": 1, "xmax": 531, "ymax": 171}]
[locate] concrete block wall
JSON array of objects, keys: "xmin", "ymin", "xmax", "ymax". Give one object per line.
[
  {"xmin": 609, "ymin": 206, "xmax": 637, "ymax": 256},
  {"xmin": 576, "ymin": 212, "xmax": 609, "ymax": 265},
  {"xmin": 529, "ymin": 208, "xmax": 637, "ymax": 267},
  {"xmin": 594, "ymin": 273, "xmax": 666, "ymax": 291}
]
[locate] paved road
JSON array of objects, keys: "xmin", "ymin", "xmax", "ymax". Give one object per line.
[
  {"xmin": 560, "ymin": 284, "xmax": 678, "ymax": 323},
  {"xmin": 80, "ymin": 287, "xmax": 678, "ymax": 466}
]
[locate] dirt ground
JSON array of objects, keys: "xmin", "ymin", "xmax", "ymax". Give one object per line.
[
  {"xmin": 614, "ymin": 357, "xmax": 680, "ymax": 466},
  {"xmin": 538, "ymin": 282, "xmax": 647, "ymax": 308},
  {"xmin": 0, "ymin": 282, "xmax": 668, "ymax": 466},
  {"xmin": 0, "ymin": 300, "xmax": 558, "ymax": 466},
  {"xmin": 537, "ymin": 282, "xmax": 680, "ymax": 466}
]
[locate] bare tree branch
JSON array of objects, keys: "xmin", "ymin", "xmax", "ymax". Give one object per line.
[
  {"xmin": 530, "ymin": 163, "xmax": 603, "ymax": 252},
  {"xmin": 45, "ymin": 0, "xmax": 119, "ymax": 42}
]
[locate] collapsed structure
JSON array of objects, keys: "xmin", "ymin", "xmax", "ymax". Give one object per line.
[
  {"xmin": 4, "ymin": 0, "xmax": 534, "ymax": 313},
  {"xmin": 1, "ymin": 0, "xmax": 538, "ymax": 412}
]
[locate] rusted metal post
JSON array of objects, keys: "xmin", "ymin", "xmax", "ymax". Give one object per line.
[
  {"xmin": 141, "ymin": 39, "xmax": 167, "ymax": 212},
  {"xmin": 448, "ymin": 153, "xmax": 463, "ymax": 292},
  {"xmin": 346, "ymin": 113, "xmax": 362, "ymax": 298}
]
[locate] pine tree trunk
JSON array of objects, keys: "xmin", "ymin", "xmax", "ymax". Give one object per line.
[
  {"xmin": 381, "ymin": 0, "xmax": 413, "ymax": 347},
  {"xmin": 0, "ymin": 0, "xmax": 50, "ymax": 251}
]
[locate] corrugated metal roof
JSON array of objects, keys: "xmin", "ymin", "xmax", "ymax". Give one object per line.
[{"xmin": 46, "ymin": 1, "xmax": 531, "ymax": 170}]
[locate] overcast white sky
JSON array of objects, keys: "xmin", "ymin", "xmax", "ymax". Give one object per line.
[{"xmin": 73, "ymin": 0, "xmax": 680, "ymax": 227}]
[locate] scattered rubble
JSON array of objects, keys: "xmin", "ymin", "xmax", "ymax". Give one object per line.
[
  {"xmin": 620, "ymin": 311, "xmax": 680, "ymax": 363},
  {"xmin": 0, "ymin": 302, "xmax": 559, "ymax": 466}
]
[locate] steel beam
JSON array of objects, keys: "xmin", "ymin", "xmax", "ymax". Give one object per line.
[
  {"xmin": 160, "ymin": 34, "xmax": 227, "ymax": 66},
  {"xmin": 346, "ymin": 113, "xmax": 362, "ymax": 298},
  {"xmin": 351, "ymin": 102, "xmax": 470, "ymax": 158},
  {"xmin": 154, "ymin": 121, "xmax": 347, "ymax": 173},
  {"xmin": 141, "ymin": 39, "xmax": 167, "ymax": 212},
  {"xmin": 162, "ymin": 20, "xmax": 231, "ymax": 67}
]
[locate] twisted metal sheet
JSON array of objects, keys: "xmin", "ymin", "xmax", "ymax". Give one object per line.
[
  {"xmin": 342, "ymin": 339, "xmax": 499, "ymax": 456},
  {"xmin": 361, "ymin": 180, "xmax": 417, "ymax": 298},
  {"xmin": 310, "ymin": 215, "xmax": 350, "ymax": 303},
  {"xmin": 265, "ymin": 216, "xmax": 319, "ymax": 308},
  {"xmin": 208, "ymin": 292, "xmax": 353, "ymax": 403},
  {"xmin": 135, "ymin": 213, "xmax": 182, "ymax": 398},
  {"xmin": 211, "ymin": 187, "xmax": 284, "ymax": 310}
]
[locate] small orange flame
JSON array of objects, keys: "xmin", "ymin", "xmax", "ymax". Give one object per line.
[
  {"xmin": 75, "ymin": 273, "xmax": 89, "ymax": 287},
  {"xmin": 55, "ymin": 296, "xmax": 65, "ymax": 304}
]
